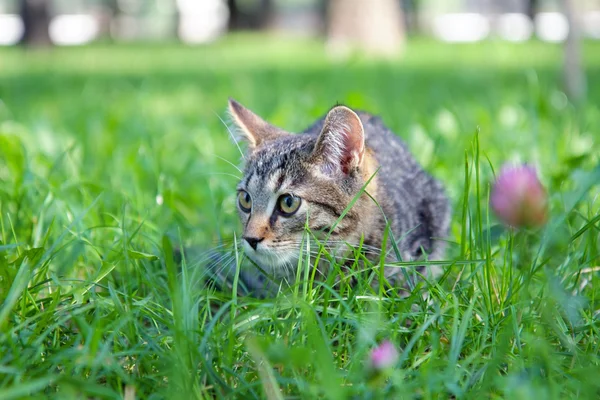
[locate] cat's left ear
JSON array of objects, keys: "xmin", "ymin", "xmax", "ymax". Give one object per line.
[
  {"xmin": 228, "ymin": 98, "xmax": 289, "ymax": 150},
  {"xmin": 313, "ymin": 106, "xmax": 365, "ymax": 176}
]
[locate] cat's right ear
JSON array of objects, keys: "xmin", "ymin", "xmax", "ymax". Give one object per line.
[
  {"xmin": 313, "ymin": 106, "xmax": 365, "ymax": 177},
  {"xmin": 228, "ymin": 98, "xmax": 288, "ymax": 150}
]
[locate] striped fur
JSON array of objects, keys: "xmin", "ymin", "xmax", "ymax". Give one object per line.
[{"xmin": 229, "ymin": 99, "xmax": 451, "ymax": 293}]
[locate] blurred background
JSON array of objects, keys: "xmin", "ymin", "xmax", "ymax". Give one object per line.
[
  {"xmin": 2, "ymin": 0, "xmax": 597, "ymax": 100},
  {"xmin": 1, "ymin": 0, "xmax": 599, "ymax": 48}
]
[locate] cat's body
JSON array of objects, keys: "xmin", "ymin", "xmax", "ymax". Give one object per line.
[
  {"xmin": 303, "ymin": 111, "xmax": 450, "ymax": 265},
  {"xmin": 227, "ymin": 99, "xmax": 450, "ymax": 295}
]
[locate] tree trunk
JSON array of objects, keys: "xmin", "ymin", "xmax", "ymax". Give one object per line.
[
  {"xmin": 19, "ymin": 0, "xmax": 52, "ymax": 47},
  {"xmin": 526, "ymin": 0, "xmax": 539, "ymax": 20},
  {"xmin": 562, "ymin": 0, "xmax": 586, "ymax": 102},
  {"xmin": 227, "ymin": 0, "xmax": 240, "ymax": 30},
  {"xmin": 318, "ymin": 0, "xmax": 329, "ymax": 34},
  {"xmin": 256, "ymin": 0, "xmax": 272, "ymax": 29},
  {"xmin": 228, "ymin": 0, "xmax": 273, "ymax": 31},
  {"xmin": 327, "ymin": 0, "xmax": 405, "ymax": 58}
]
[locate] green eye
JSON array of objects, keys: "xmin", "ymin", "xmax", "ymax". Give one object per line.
[
  {"xmin": 238, "ymin": 190, "xmax": 252, "ymax": 213},
  {"xmin": 278, "ymin": 194, "xmax": 301, "ymax": 216}
]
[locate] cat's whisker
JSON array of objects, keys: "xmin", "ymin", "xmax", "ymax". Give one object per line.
[
  {"xmin": 214, "ymin": 110, "xmax": 245, "ymax": 161},
  {"xmin": 304, "ymin": 251, "xmax": 370, "ymax": 265},
  {"xmin": 184, "ymin": 248, "xmax": 232, "ymax": 269},
  {"xmin": 202, "ymin": 249, "xmax": 237, "ymax": 272},
  {"xmin": 208, "ymin": 239, "xmax": 242, "ymax": 250},
  {"xmin": 302, "ymin": 245, "xmax": 381, "ymax": 259},
  {"xmin": 206, "ymin": 254, "xmax": 238, "ymax": 284},
  {"xmin": 325, "ymin": 243, "xmax": 382, "ymax": 254},
  {"xmin": 202, "ymin": 253, "xmax": 232, "ymax": 276},
  {"xmin": 181, "ymin": 241, "xmax": 232, "ymax": 254},
  {"xmin": 212, "ymin": 154, "xmax": 243, "ymax": 174},
  {"xmin": 280, "ymin": 258, "xmax": 290, "ymax": 281},
  {"xmin": 279, "ymin": 254, "xmax": 295, "ymax": 282},
  {"xmin": 271, "ymin": 251, "xmax": 292, "ymax": 279},
  {"xmin": 195, "ymin": 172, "xmax": 241, "ymax": 180},
  {"xmin": 271, "ymin": 238, "xmax": 378, "ymax": 258},
  {"xmin": 204, "ymin": 243, "xmax": 234, "ymax": 252},
  {"xmin": 287, "ymin": 238, "xmax": 383, "ymax": 253}
]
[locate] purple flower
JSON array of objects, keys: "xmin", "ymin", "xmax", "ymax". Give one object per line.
[
  {"xmin": 490, "ymin": 164, "xmax": 548, "ymax": 228},
  {"xmin": 370, "ymin": 340, "xmax": 399, "ymax": 370}
]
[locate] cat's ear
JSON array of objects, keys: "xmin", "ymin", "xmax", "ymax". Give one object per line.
[
  {"xmin": 313, "ymin": 106, "xmax": 365, "ymax": 176},
  {"xmin": 228, "ymin": 98, "xmax": 288, "ymax": 150}
]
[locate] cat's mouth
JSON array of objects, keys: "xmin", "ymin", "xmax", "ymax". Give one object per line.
[{"xmin": 242, "ymin": 241, "xmax": 299, "ymax": 275}]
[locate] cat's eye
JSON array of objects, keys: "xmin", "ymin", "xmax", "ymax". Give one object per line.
[
  {"xmin": 278, "ymin": 194, "xmax": 301, "ymax": 216},
  {"xmin": 238, "ymin": 190, "xmax": 252, "ymax": 213}
]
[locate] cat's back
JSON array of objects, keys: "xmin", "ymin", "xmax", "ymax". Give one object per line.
[{"xmin": 303, "ymin": 109, "xmax": 450, "ymax": 262}]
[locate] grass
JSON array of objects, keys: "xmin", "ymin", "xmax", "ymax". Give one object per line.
[{"xmin": 0, "ymin": 34, "xmax": 599, "ymax": 399}]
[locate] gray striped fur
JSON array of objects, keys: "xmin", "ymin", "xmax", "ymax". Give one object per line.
[{"xmin": 229, "ymin": 99, "xmax": 451, "ymax": 293}]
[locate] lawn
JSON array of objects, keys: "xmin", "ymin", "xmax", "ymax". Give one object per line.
[{"xmin": 1, "ymin": 35, "xmax": 599, "ymax": 399}]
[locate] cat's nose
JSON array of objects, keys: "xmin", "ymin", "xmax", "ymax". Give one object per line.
[{"xmin": 244, "ymin": 236, "xmax": 264, "ymax": 250}]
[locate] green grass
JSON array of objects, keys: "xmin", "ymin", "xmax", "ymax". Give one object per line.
[{"xmin": 1, "ymin": 35, "xmax": 599, "ymax": 399}]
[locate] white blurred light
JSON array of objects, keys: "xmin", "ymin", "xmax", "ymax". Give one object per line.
[
  {"xmin": 0, "ymin": 14, "xmax": 24, "ymax": 45},
  {"xmin": 433, "ymin": 13, "xmax": 490, "ymax": 43},
  {"xmin": 177, "ymin": 0, "xmax": 228, "ymax": 44},
  {"xmin": 535, "ymin": 12, "xmax": 569, "ymax": 42},
  {"xmin": 49, "ymin": 14, "xmax": 99, "ymax": 45},
  {"xmin": 583, "ymin": 11, "xmax": 600, "ymax": 39},
  {"xmin": 497, "ymin": 13, "xmax": 533, "ymax": 42}
]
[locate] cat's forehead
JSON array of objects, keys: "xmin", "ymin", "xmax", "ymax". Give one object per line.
[
  {"xmin": 251, "ymin": 136, "xmax": 313, "ymax": 168},
  {"xmin": 239, "ymin": 135, "xmax": 314, "ymax": 195}
]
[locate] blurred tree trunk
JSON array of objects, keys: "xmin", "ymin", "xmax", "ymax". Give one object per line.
[
  {"xmin": 97, "ymin": 0, "xmax": 118, "ymax": 41},
  {"xmin": 562, "ymin": 0, "xmax": 586, "ymax": 102},
  {"xmin": 172, "ymin": 1, "xmax": 180, "ymax": 39},
  {"xmin": 19, "ymin": 0, "xmax": 52, "ymax": 47},
  {"xmin": 256, "ymin": 0, "xmax": 272, "ymax": 28},
  {"xmin": 228, "ymin": 0, "xmax": 273, "ymax": 30},
  {"xmin": 327, "ymin": 0, "xmax": 405, "ymax": 57},
  {"xmin": 227, "ymin": 0, "xmax": 240, "ymax": 29},
  {"xmin": 318, "ymin": 0, "xmax": 329, "ymax": 35},
  {"xmin": 402, "ymin": 0, "xmax": 418, "ymax": 34},
  {"xmin": 526, "ymin": 0, "xmax": 538, "ymax": 20}
]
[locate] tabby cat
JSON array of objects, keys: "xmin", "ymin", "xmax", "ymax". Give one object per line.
[{"xmin": 225, "ymin": 99, "xmax": 450, "ymax": 295}]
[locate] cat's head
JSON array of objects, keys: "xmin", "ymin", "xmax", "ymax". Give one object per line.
[{"xmin": 228, "ymin": 99, "xmax": 377, "ymax": 277}]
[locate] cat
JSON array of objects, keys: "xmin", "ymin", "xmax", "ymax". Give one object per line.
[{"xmin": 217, "ymin": 99, "xmax": 450, "ymax": 296}]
